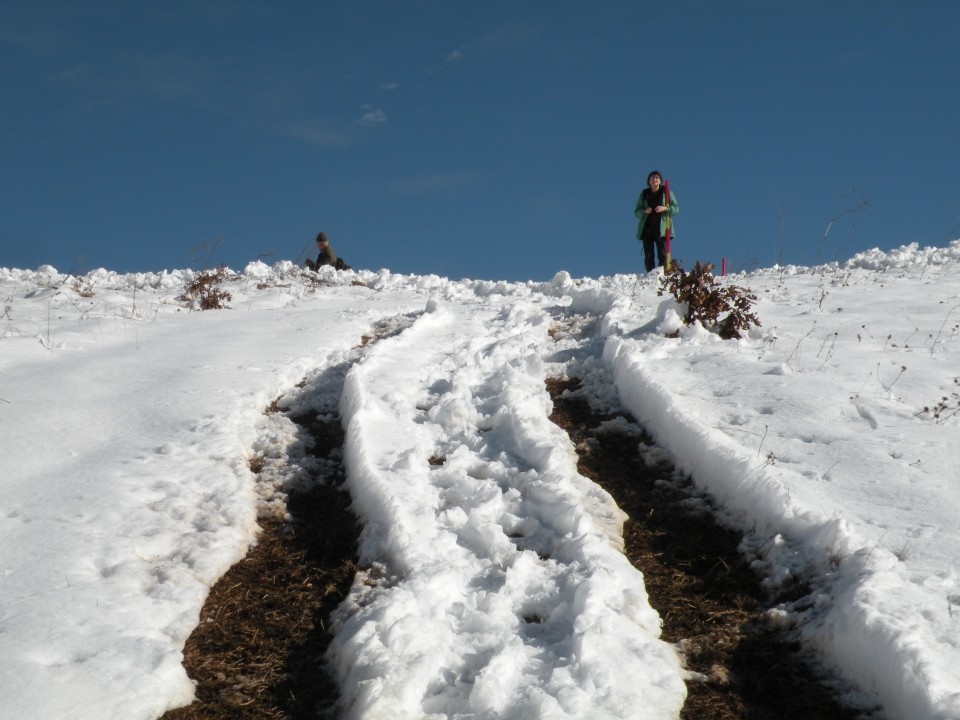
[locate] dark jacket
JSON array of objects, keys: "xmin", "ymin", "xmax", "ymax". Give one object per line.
[
  {"xmin": 315, "ymin": 246, "xmax": 338, "ymax": 268},
  {"xmin": 306, "ymin": 246, "xmax": 351, "ymax": 271},
  {"xmin": 635, "ymin": 188, "xmax": 678, "ymax": 240}
]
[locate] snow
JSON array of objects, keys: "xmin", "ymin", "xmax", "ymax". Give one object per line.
[{"xmin": 1, "ymin": 244, "xmax": 959, "ymax": 720}]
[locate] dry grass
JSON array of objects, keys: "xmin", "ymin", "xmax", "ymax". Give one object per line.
[
  {"xmin": 547, "ymin": 376, "xmax": 867, "ymax": 720},
  {"xmin": 70, "ymin": 276, "xmax": 96, "ymax": 297},
  {"xmin": 162, "ymin": 414, "xmax": 356, "ymax": 720}
]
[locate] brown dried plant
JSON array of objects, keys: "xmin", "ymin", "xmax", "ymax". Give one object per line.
[
  {"xmin": 179, "ymin": 266, "xmax": 233, "ymax": 310},
  {"xmin": 658, "ymin": 261, "xmax": 761, "ymax": 340}
]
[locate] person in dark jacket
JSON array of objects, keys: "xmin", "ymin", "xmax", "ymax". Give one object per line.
[
  {"xmin": 305, "ymin": 231, "xmax": 351, "ymax": 271},
  {"xmin": 634, "ymin": 170, "xmax": 678, "ymax": 272}
]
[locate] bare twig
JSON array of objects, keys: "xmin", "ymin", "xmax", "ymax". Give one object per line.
[
  {"xmin": 881, "ymin": 364, "xmax": 907, "ymax": 392},
  {"xmin": 931, "ymin": 302, "xmax": 960, "ymax": 357},
  {"xmin": 786, "ymin": 323, "xmax": 817, "ymax": 369},
  {"xmin": 816, "ymin": 192, "xmax": 870, "ymax": 264},
  {"xmin": 757, "ymin": 425, "xmax": 769, "ymax": 458},
  {"xmin": 822, "ymin": 460, "xmax": 841, "ymax": 480}
]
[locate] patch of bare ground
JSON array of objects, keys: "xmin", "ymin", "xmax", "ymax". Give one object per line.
[
  {"xmin": 546, "ymin": 376, "xmax": 868, "ymax": 720},
  {"xmin": 163, "ymin": 316, "xmax": 417, "ymax": 720},
  {"xmin": 163, "ymin": 410, "xmax": 356, "ymax": 720}
]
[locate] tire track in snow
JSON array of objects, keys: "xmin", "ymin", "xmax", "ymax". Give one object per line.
[
  {"xmin": 543, "ymin": 309, "xmax": 877, "ymax": 720},
  {"xmin": 164, "ymin": 296, "xmax": 872, "ymax": 720},
  {"xmin": 329, "ymin": 298, "xmax": 685, "ymax": 719},
  {"xmin": 164, "ymin": 313, "xmax": 418, "ymax": 720}
]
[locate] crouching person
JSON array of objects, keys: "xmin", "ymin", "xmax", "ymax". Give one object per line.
[{"xmin": 305, "ymin": 231, "xmax": 351, "ymax": 271}]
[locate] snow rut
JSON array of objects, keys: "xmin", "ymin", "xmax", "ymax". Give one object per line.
[
  {"xmin": 165, "ymin": 313, "xmax": 419, "ymax": 720},
  {"xmin": 329, "ymin": 299, "xmax": 685, "ymax": 719},
  {"xmin": 166, "ymin": 298, "xmax": 867, "ymax": 720}
]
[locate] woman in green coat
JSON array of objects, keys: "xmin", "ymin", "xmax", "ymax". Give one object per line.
[{"xmin": 635, "ymin": 170, "xmax": 678, "ymax": 272}]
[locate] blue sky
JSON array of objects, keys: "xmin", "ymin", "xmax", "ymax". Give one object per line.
[{"xmin": 2, "ymin": 1, "xmax": 958, "ymax": 281}]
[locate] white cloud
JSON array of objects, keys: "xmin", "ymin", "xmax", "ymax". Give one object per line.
[
  {"xmin": 355, "ymin": 105, "xmax": 387, "ymax": 126},
  {"xmin": 275, "ymin": 119, "xmax": 352, "ymax": 148},
  {"xmin": 442, "ymin": 22, "xmax": 534, "ymax": 68}
]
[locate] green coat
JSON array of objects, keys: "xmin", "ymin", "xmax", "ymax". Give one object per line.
[{"xmin": 634, "ymin": 189, "xmax": 678, "ymax": 240}]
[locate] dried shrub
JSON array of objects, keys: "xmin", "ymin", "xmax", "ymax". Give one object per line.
[
  {"xmin": 180, "ymin": 266, "xmax": 233, "ymax": 310},
  {"xmin": 659, "ymin": 261, "xmax": 761, "ymax": 339},
  {"xmin": 70, "ymin": 276, "xmax": 96, "ymax": 297}
]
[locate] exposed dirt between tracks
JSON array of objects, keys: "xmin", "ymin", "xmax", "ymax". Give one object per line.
[
  {"xmin": 163, "ymin": 409, "xmax": 354, "ymax": 720},
  {"xmin": 163, "ymin": 317, "xmax": 416, "ymax": 720},
  {"xmin": 164, "ymin": 370, "xmax": 869, "ymax": 720},
  {"xmin": 546, "ymin": 376, "xmax": 870, "ymax": 720}
]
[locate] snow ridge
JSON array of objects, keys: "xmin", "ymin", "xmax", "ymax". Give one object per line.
[{"xmin": 331, "ymin": 298, "xmax": 685, "ymax": 719}]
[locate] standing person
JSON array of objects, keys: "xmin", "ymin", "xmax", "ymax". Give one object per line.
[
  {"xmin": 634, "ymin": 170, "xmax": 678, "ymax": 272},
  {"xmin": 305, "ymin": 231, "xmax": 351, "ymax": 271}
]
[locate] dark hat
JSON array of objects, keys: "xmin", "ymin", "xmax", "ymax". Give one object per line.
[
  {"xmin": 316, "ymin": 231, "xmax": 329, "ymax": 244},
  {"xmin": 647, "ymin": 170, "xmax": 662, "ymax": 182}
]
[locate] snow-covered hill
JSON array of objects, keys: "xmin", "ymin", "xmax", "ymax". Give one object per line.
[{"xmin": 2, "ymin": 244, "xmax": 959, "ymax": 719}]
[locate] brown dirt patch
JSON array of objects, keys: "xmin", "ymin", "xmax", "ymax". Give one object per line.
[
  {"xmin": 162, "ymin": 413, "xmax": 356, "ymax": 720},
  {"xmin": 546, "ymin": 376, "xmax": 868, "ymax": 720}
]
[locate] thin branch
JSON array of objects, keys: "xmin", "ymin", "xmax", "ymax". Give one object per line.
[{"xmin": 931, "ymin": 302, "xmax": 960, "ymax": 357}]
